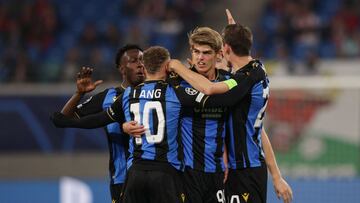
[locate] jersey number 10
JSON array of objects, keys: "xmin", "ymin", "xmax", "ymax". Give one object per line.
[{"xmin": 130, "ymin": 101, "xmax": 165, "ymax": 145}]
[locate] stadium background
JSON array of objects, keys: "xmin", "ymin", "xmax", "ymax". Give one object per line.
[{"xmin": 0, "ymin": 0, "xmax": 359, "ymax": 202}]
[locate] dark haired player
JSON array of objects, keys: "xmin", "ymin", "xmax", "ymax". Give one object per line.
[{"xmin": 59, "ymin": 44, "xmax": 145, "ymax": 203}]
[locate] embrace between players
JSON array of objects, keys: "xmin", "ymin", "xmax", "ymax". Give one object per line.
[{"xmin": 52, "ymin": 9, "xmax": 293, "ymax": 203}]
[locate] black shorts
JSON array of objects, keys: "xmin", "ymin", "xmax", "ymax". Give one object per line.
[
  {"xmin": 225, "ymin": 164, "xmax": 268, "ymax": 203},
  {"xmin": 110, "ymin": 183, "xmax": 124, "ymax": 203},
  {"xmin": 122, "ymin": 161, "xmax": 186, "ymax": 203},
  {"xmin": 184, "ymin": 167, "xmax": 225, "ymax": 203}
]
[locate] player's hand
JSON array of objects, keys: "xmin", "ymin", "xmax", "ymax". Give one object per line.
[
  {"xmin": 122, "ymin": 121, "xmax": 145, "ymax": 137},
  {"xmin": 51, "ymin": 112, "xmax": 73, "ymax": 128},
  {"xmin": 273, "ymin": 177, "xmax": 293, "ymax": 203},
  {"xmin": 168, "ymin": 59, "xmax": 185, "ymax": 72},
  {"xmin": 226, "ymin": 9, "xmax": 236, "ymax": 24},
  {"xmin": 76, "ymin": 67, "xmax": 103, "ymax": 94}
]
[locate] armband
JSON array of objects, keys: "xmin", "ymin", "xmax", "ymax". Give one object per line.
[{"xmin": 223, "ymin": 79, "xmax": 238, "ymax": 90}]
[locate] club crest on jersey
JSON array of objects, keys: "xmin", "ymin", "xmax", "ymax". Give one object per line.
[{"xmin": 185, "ymin": 87, "xmax": 198, "ymax": 95}]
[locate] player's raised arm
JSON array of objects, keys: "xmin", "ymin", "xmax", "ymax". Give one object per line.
[
  {"xmin": 61, "ymin": 67, "xmax": 103, "ymax": 116},
  {"xmin": 168, "ymin": 59, "xmax": 233, "ymax": 95},
  {"xmin": 226, "ymin": 9, "xmax": 236, "ymax": 25}
]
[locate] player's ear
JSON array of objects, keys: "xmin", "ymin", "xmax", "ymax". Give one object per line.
[
  {"xmin": 163, "ymin": 60, "xmax": 170, "ymax": 71},
  {"xmin": 223, "ymin": 44, "xmax": 231, "ymax": 55}
]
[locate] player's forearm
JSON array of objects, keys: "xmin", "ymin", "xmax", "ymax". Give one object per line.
[
  {"xmin": 171, "ymin": 62, "xmax": 229, "ymax": 95},
  {"xmin": 60, "ymin": 92, "xmax": 84, "ymax": 117},
  {"xmin": 262, "ymin": 128, "xmax": 282, "ymax": 181},
  {"xmin": 52, "ymin": 111, "xmax": 114, "ymax": 129}
]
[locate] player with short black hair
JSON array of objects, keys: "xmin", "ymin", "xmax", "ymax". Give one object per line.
[
  {"xmin": 222, "ymin": 23, "xmax": 252, "ymax": 56},
  {"xmin": 59, "ymin": 44, "xmax": 145, "ymax": 203}
]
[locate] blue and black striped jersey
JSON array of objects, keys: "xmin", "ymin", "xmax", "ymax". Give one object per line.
[
  {"xmin": 178, "ymin": 69, "xmax": 231, "ymax": 172},
  {"xmin": 75, "ymin": 87, "xmax": 128, "ymax": 184},
  {"xmin": 227, "ymin": 60, "xmax": 269, "ymax": 169},
  {"xmin": 107, "ymin": 80, "xmax": 209, "ymax": 171},
  {"xmin": 203, "ymin": 60, "xmax": 269, "ymax": 169}
]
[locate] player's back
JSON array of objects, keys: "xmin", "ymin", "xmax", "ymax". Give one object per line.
[
  {"xmin": 121, "ymin": 80, "xmax": 184, "ymax": 171},
  {"xmin": 226, "ymin": 60, "xmax": 269, "ymax": 169}
]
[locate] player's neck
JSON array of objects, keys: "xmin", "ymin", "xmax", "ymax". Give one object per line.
[
  {"xmin": 231, "ymin": 55, "xmax": 252, "ymax": 73},
  {"xmin": 145, "ymin": 72, "xmax": 166, "ymax": 81},
  {"xmin": 201, "ymin": 68, "xmax": 216, "ymax": 81}
]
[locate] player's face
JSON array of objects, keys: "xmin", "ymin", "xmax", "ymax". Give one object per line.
[
  {"xmin": 122, "ymin": 49, "xmax": 145, "ymax": 86},
  {"xmin": 191, "ymin": 44, "xmax": 218, "ymax": 75}
]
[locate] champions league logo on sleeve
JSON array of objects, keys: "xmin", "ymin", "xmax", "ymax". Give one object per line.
[{"xmin": 185, "ymin": 87, "xmax": 198, "ymax": 95}]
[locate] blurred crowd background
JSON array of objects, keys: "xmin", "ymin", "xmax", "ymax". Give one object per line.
[
  {"xmin": 0, "ymin": 0, "xmax": 205, "ymax": 83},
  {"xmin": 254, "ymin": 0, "xmax": 360, "ymax": 74},
  {"xmin": 0, "ymin": 0, "xmax": 359, "ymax": 83}
]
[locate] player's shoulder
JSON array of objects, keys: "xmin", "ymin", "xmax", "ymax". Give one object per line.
[
  {"xmin": 238, "ymin": 59, "xmax": 267, "ymax": 79},
  {"xmin": 85, "ymin": 87, "xmax": 113, "ymax": 103},
  {"xmin": 94, "ymin": 87, "xmax": 122, "ymax": 97},
  {"xmin": 167, "ymin": 72, "xmax": 184, "ymax": 87},
  {"xmin": 99, "ymin": 87, "xmax": 125, "ymax": 100},
  {"xmin": 249, "ymin": 59, "xmax": 266, "ymax": 74}
]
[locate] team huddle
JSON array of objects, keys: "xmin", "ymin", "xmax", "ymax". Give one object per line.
[{"xmin": 52, "ymin": 10, "xmax": 293, "ymax": 203}]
